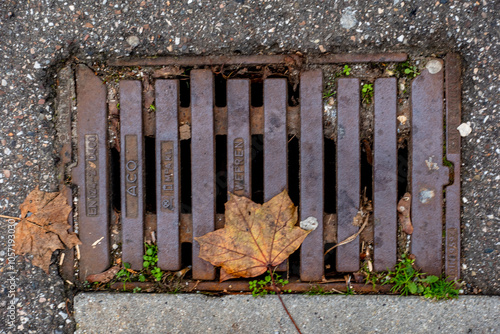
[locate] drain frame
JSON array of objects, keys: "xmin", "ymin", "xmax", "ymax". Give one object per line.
[{"xmin": 55, "ymin": 53, "xmax": 462, "ymax": 288}]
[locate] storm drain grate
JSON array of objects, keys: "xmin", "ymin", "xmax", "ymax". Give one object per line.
[{"xmin": 55, "ymin": 53, "xmax": 462, "ymax": 289}]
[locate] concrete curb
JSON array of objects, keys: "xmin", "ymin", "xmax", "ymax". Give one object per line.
[{"xmin": 74, "ymin": 293, "xmax": 499, "ymax": 333}]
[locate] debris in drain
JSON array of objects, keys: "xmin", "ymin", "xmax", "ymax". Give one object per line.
[
  {"xmin": 86, "ymin": 265, "xmax": 121, "ymax": 284},
  {"xmin": 324, "ymin": 192, "xmax": 372, "ymax": 256},
  {"xmin": 397, "ymin": 193, "xmax": 413, "ymax": 235}
]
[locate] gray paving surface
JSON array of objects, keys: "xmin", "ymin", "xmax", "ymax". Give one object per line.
[
  {"xmin": 74, "ymin": 293, "xmax": 500, "ymax": 334},
  {"xmin": 0, "ymin": 0, "xmax": 499, "ymax": 333}
]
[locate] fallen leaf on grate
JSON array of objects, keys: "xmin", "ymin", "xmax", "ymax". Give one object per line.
[
  {"xmin": 397, "ymin": 193, "xmax": 413, "ymax": 234},
  {"xmin": 14, "ymin": 186, "xmax": 81, "ymax": 274},
  {"xmin": 195, "ymin": 190, "xmax": 313, "ymax": 282}
]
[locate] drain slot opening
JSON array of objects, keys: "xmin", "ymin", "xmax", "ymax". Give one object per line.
[
  {"xmin": 360, "ymin": 140, "xmax": 373, "ymax": 201},
  {"xmin": 110, "ymin": 147, "xmax": 121, "ymax": 211},
  {"xmin": 288, "ymin": 135, "xmax": 300, "ymax": 207},
  {"xmin": 324, "ymin": 138, "xmax": 337, "ymax": 214},
  {"xmin": 180, "ymin": 139, "xmax": 192, "ymax": 213},
  {"xmin": 251, "ymin": 81, "xmax": 264, "ymax": 107},
  {"xmin": 214, "ymin": 74, "xmax": 227, "ymax": 108},
  {"xmin": 215, "ymin": 135, "xmax": 227, "ymax": 213},
  {"xmin": 251, "ymin": 134, "xmax": 264, "ymax": 204},
  {"xmin": 397, "ymin": 144, "xmax": 409, "ymax": 198},
  {"xmin": 288, "ymin": 82, "xmax": 299, "ymax": 107},
  {"xmin": 179, "ymin": 79, "xmax": 190, "ymax": 108},
  {"xmin": 145, "ymin": 136, "xmax": 156, "ymax": 213}
]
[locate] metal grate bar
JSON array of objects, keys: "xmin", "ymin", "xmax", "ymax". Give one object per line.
[
  {"xmin": 74, "ymin": 65, "xmax": 110, "ymax": 280},
  {"xmin": 263, "ymin": 79, "xmax": 288, "ymax": 202},
  {"xmin": 445, "ymin": 54, "xmax": 462, "ymax": 280},
  {"xmin": 336, "ymin": 78, "xmax": 361, "ymax": 272},
  {"xmin": 373, "ymin": 78, "xmax": 398, "ymax": 271},
  {"xmin": 191, "ymin": 70, "xmax": 216, "ymax": 280},
  {"xmin": 227, "ymin": 79, "xmax": 251, "ymax": 198},
  {"xmin": 411, "ymin": 62, "xmax": 449, "ymax": 276},
  {"xmin": 120, "ymin": 80, "xmax": 145, "ymax": 270},
  {"xmin": 299, "ymin": 70, "xmax": 324, "ymax": 281},
  {"xmin": 155, "ymin": 80, "xmax": 181, "ymax": 271},
  {"xmin": 264, "ymin": 78, "xmax": 289, "ymax": 271},
  {"xmin": 109, "ymin": 53, "xmax": 408, "ymax": 67}
]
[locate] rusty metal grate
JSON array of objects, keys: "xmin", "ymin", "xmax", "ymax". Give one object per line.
[{"xmin": 56, "ymin": 53, "xmax": 462, "ymax": 290}]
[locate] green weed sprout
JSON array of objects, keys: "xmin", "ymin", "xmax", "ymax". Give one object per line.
[
  {"xmin": 383, "ymin": 254, "xmax": 460, "ymax": 299},
  {"xmin": 143, "ymin": 243, "xmax": 164, "ymax": 281},
  {"xmin": 362, "ymin": 83, "xmax": 374, "ymax": 104},
  {"xmin": 342, "ymin": 65, "xmax": 351, "ymax": 76},
  {"xmin": 249, "ymin": 271, "xmax": 291, "ymax": 297}
]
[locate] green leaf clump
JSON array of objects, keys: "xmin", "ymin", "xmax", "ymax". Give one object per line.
[
  {"xmin": 382, "ymin": 254, "xmax": 460, "ymax": 300},
  {"xmin": 249, "ymin": 271, "xmax": 291, "ymax": 297}
]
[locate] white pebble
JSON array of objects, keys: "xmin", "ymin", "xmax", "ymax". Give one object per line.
[
  {"xmin": 340, "ymin": 7, "xmax": 357, "ymax": 29},
  {"xmin": 126, "ymin": 36, "xmax": 140, "ymax": 48},
  {"xmin": 457, "ymin": 122, "xmax": 472, "ymax": 137},
  {"xmin": 300, "ymin": 216, "xmax": 318, "ymax": 231},
  {"xmin": 426, "ymin": 60, "xmax": 442, "ymax": 74}
]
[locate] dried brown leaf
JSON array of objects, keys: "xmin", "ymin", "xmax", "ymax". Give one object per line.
[
  {"xmin": 14, "ymin": 186, "xmax": 81, "ymax": 273},
  {"xmin": 86, "ymin": 265, "xmax": 120, "ymax": 283},
  {"xmin": 14, "ymin": 220, "xmax": 65, "ymax": 273},
  {"xmin": 195, "ymin": 190, "xmax": 311, "ymax": 281}
]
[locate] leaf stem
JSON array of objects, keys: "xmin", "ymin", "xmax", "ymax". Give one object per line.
[
  {"xmin": 0, "ymin": 214, "xmax": 21, "ymax": 221},
  {"xmin": 269, "ymin": 266, "xmax": 302, "ymax": 334}
]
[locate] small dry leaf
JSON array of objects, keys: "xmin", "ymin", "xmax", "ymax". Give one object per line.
[
  {"xmin": 152, "ymin": 66, "xmax": 184, "ymax": 78},
  {"xmin": 196, "ymin": 190, "xmax": 312, "ymax": 281},
  {"xmin": 397, "ymin": 193, "xmax": 413, "ymax": 234},
  {"xmin": 14, "ymin": 220, "xmax": 65, "ymax": 273},
  {"xmin": 14, "ymin": 186, "xmax": 81, "ymax": 273},
  {"xmin": 86, "ymin": 265, "xmax": 120, "ymax": 283}
]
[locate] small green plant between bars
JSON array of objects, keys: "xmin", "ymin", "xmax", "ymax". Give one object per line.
[
  {"xmin": 396, "ymin": 61, "xmax": 420, "ymax": 78},
  {"xmin": 342, "ymin": 65, "xmax": 351, "ymax": 76},
  {"xmin": 116, "ymin": 262, "xmax": 132, "ymax": 291},
  {"xmin": 249, "ymin": 270, "xmax": 291, "ymax": 297},
  {"xmin": 143, "ymin": 243, "xmax": 164, "ymax": 281},
  {"xmin": 362, "ymin": 83, "xmax": 374, "ymax": 104}
]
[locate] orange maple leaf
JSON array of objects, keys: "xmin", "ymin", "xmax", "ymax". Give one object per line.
[{"xmin": 195, "ymin": 190, "xmax": 312, "ymax": 281}]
